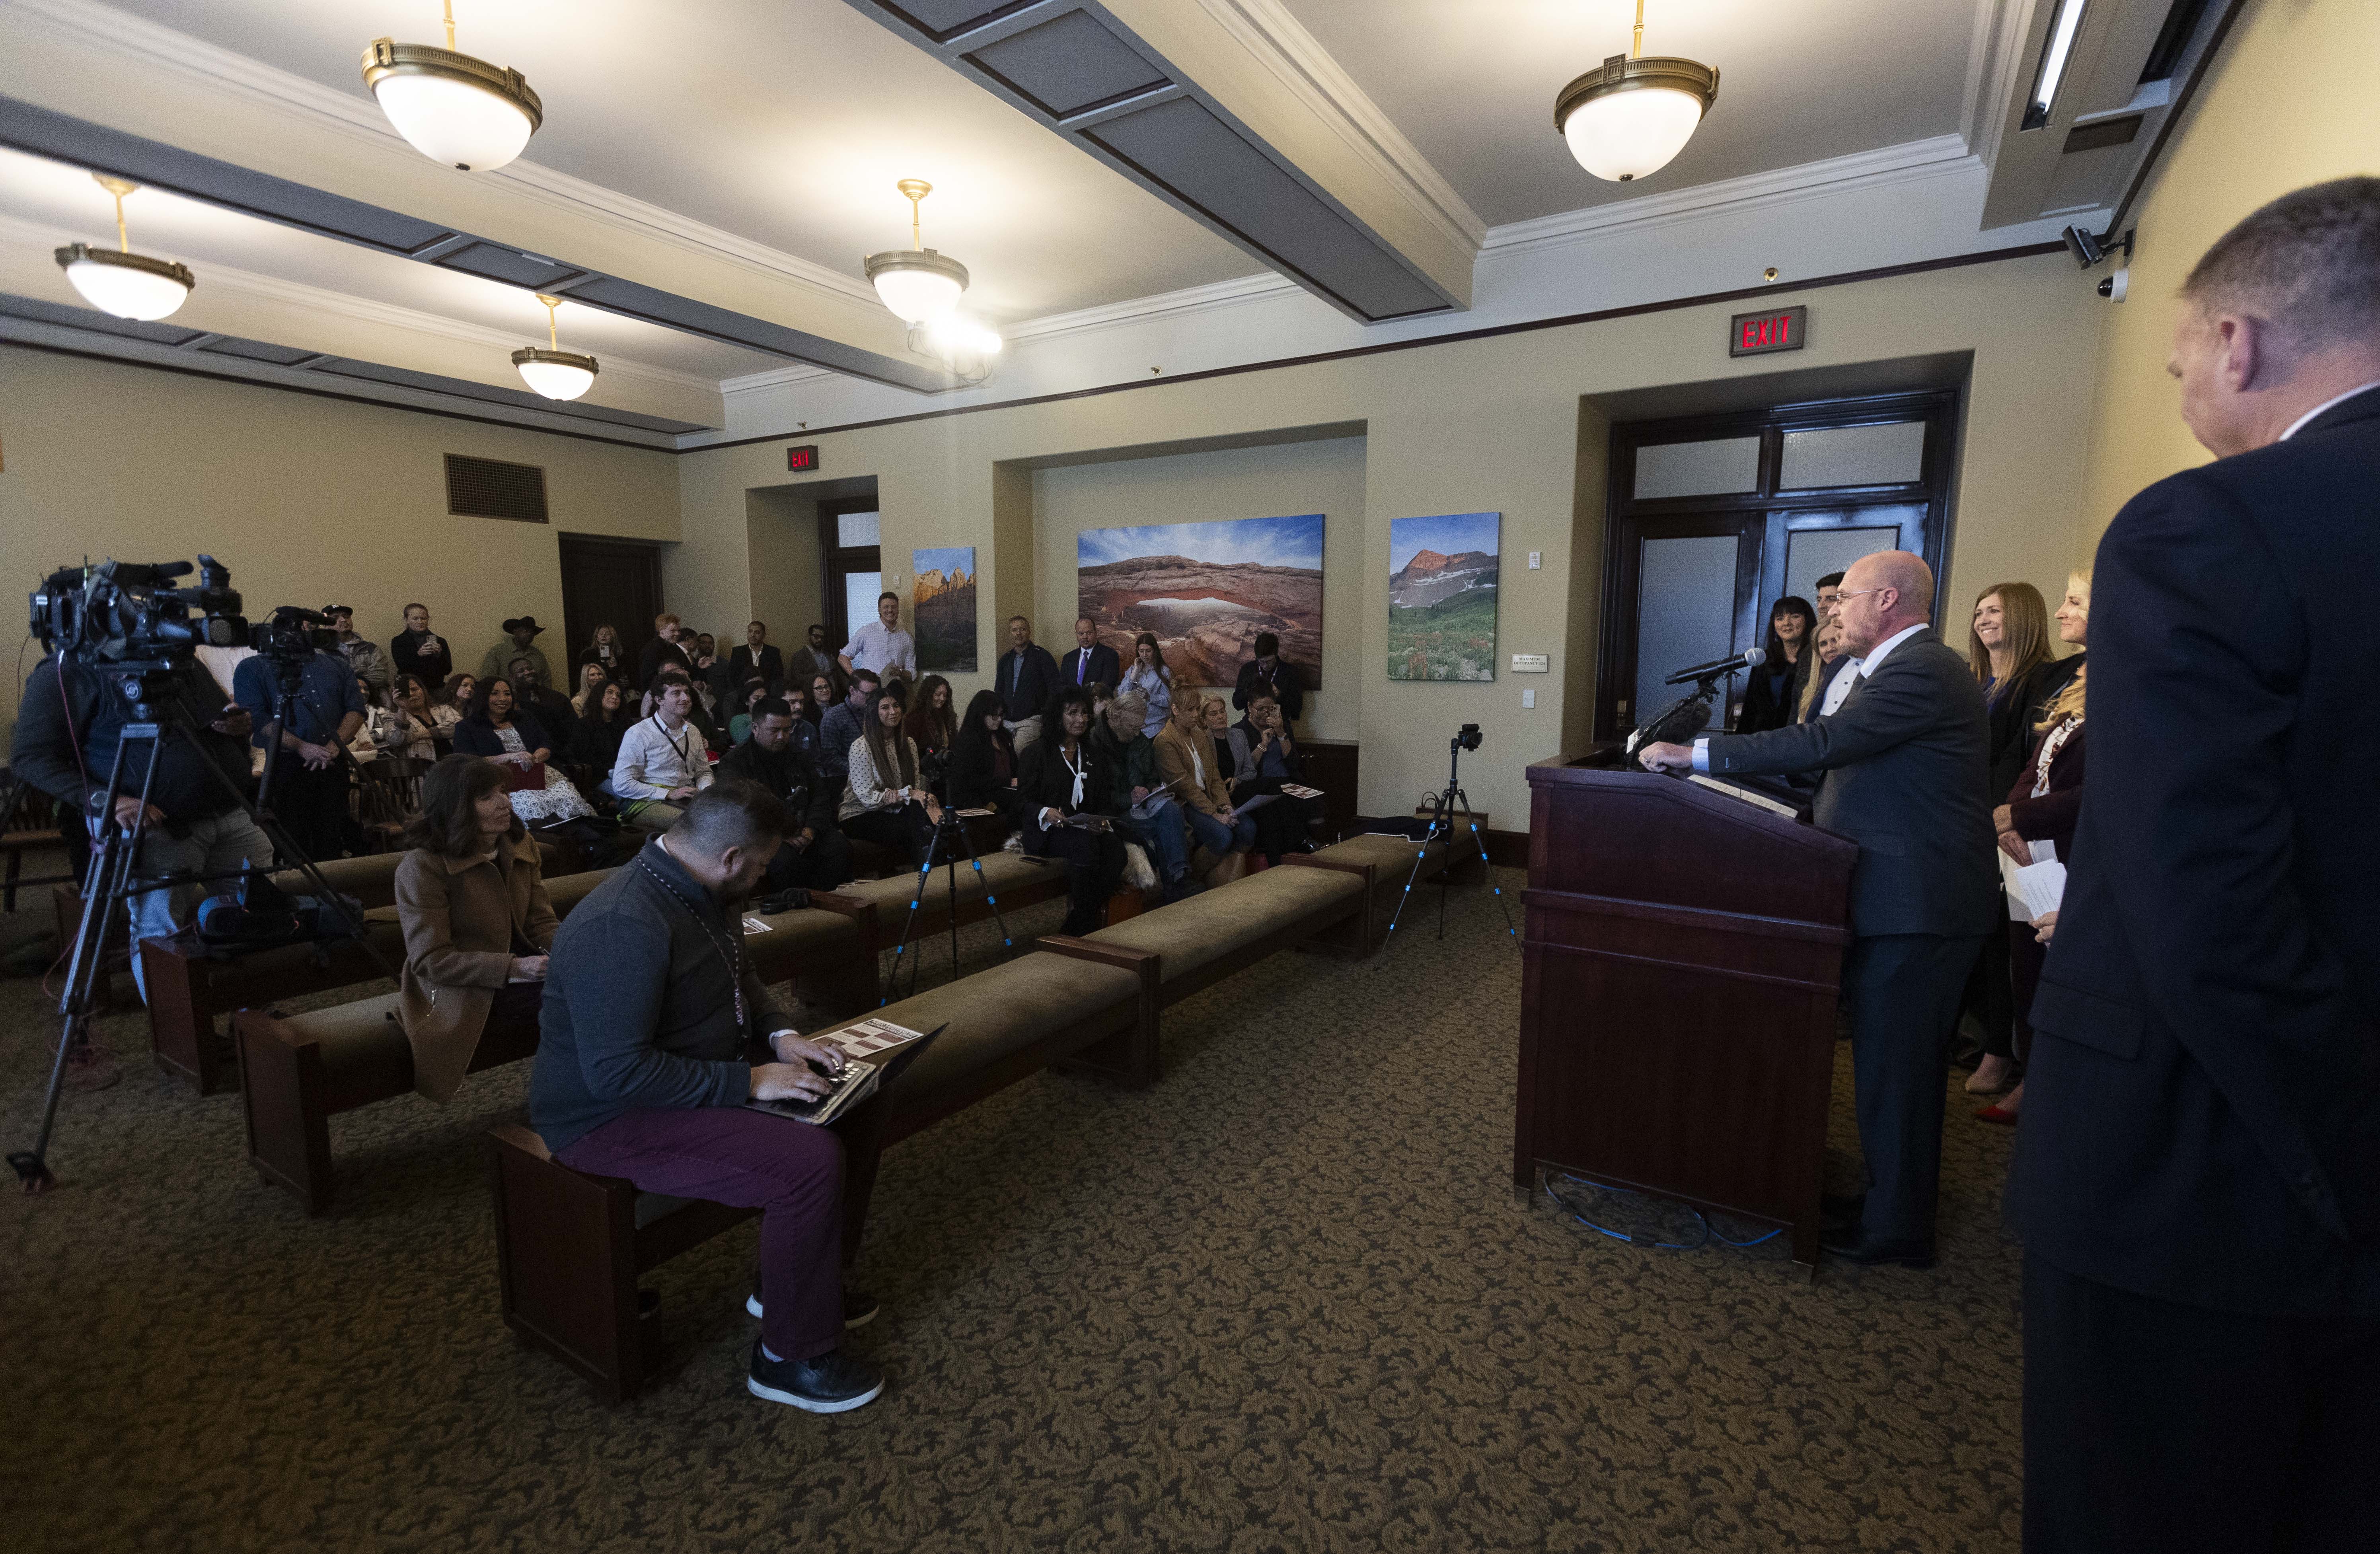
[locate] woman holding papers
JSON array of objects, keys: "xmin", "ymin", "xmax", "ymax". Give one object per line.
[
  {"xmin": 1017, "ymin": 687, "xmax": 1127, "ymax": 935},
  {"xmin": 1981, "ymin": 570, "xmax": 2090, "ymax": 1125}
]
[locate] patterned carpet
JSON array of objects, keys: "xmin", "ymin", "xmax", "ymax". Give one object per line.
[{"xmin": 0, "ymin": 866, "xmax": 2026, "ymax": 1552}]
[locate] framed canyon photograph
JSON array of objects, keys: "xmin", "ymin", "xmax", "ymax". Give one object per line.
[
  {"xmin": 1387, "ymin": 512, "xmax": 1500, "ymax": 681},
  {"xmin": 911, "ymin": 546, "xmax": 978, "ymax": 672},
  {"xmin": 1075, "ymin": 514, "xmax": 1324, "ymax": 690}
]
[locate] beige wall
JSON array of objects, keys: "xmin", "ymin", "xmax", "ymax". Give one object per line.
[
  {"xmin": 670, "ymin": 250, "xmax": 2106, "ymax": 832},
  {"xmin": 2077, "ymin": 0, "xmax": 2380, "ymax": 551},
  {"xmin": 1030, "ymin": 436, "xmax": 1367, "ymax": 740},
  {"xmin": 0, "ymin": 347, "xmax": 680, "ymax": 754}
]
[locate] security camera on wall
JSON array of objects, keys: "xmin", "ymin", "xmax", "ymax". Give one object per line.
[{"xmin": 2098, "ymin": 268, "xmax": 2129, "ymax": 303}]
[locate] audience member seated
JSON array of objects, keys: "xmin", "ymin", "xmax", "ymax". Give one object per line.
[
  {"xmin": 372, "ymin": 675, "xmax": 438, "ymax": 761},
  {"xmin": 233, "ymin": 627, "xmax": 365, "ymax": 864},
  {"xmin": 839, "ymin": 685, "xmax": 943, "ymax": 865},
  {"xmin": 802, "ymin": 671, "xmax": 834, "ymax": 732},
  {"xmin": 1227, "ymin": 692, "xmax": 1320, "ymax": 865},
  {"xmin": 529, "ymin": 781, "xmax": 884, "ymax": 1414},
  {"xmin": 508, "ymin": 655, "xmax": 580, "ymax": 759},
  {"xmin": 1233, "ymin": 631, "xmax": 1304, "ymax": 724},
  {"xmin": 390, "ymin": 602, "xmax": 452, "ymax": 687},
  {"xmin": 571, "ymin": 660, "xmax": 610, "ymax": 715},
  {"xmin": 611, "ymin": 674, "xmax": 714, "ymax": 832},
  {"xmin": 1117, "ymin": 632, "xmax": 1174, "ymax": 736},
  {"xmin": 1982, "ymin": 569, "xmax": 2091, "ymax": 1127},
  {"xmin": 727, "ymin": 678, "xmax": 770, "ymax": 747},
  {"xmin": 947, "ymin": 687, "xmax": 1019, "ymax": 828},
  {"xmin": 430, "ymin": 672, "xmax": 475, "ymax": 752},
  {"xmin": 787, "ymin": 625, "xmax": 841, "ymax": 707},
  {"xmin": 1089, "ymin": 689, "xmax": 1194, "ymax": 901},
  {"xmin": 572, "ymin": 681, "xmax": 635, "ymax": 775},
  {"xmin": 1735, "ymin": 596, "xmax": 1816, "ymax": 734},
  {"xmin": 479, "ymin": 615, "xmax": 554, "ymax": 686},
  {"xmin": 716, "ymin": 698, "xmax": 852, "ymax": 892},
  {"xmin": 1017, "ymin": 687, "xmax": 1128, "ymax": 935},
  {"xmin": 642, "ymin": 652, "xmax": 723, "ymax": 751},
  {"xmin": 779, "ymin": 682, "xmax": 822, "ymax": 759},
  {"xmin": 1201, "ymin": 695, "xmax": 1236, "ymax": 781},
  {"xmin": 393, "ymin": 755, "xmax": 558, "ymax": 1102},
  {"xmin": 730, "ymin": 621, "xmax": 785, "ymax": 696},
  {"xmin": 454, "ymin": 677, "xmax": 598, "ymax": 827},
  {"xmin": 816, "ymin": 667, "xmax": 878, "ymax": 803},
  {"xmin": 1155, "ymin": 689, "xmax": 1254, "ymax": 885},
  {"xmin": 910, "ymin": 674, "xmax": 958, "ymax": 797},
  {"xmin": 639, "ymin": 611, "xmax": 693, "ymax": 689},
  {"xmin": 580, "ymin": 622, "xmax": 628, "ymax": 687},
  {"xmin": 693, "ymin": 632, "xmax": 737, "ymax": 710}
]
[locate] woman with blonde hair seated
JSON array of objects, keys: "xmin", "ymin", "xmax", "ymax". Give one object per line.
[{"xmin": 393, "ymin": 754, "xmax": 559, "ymax": 1103}]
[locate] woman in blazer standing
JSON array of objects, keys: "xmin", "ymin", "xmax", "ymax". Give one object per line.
[{"xmin": 393, "ymin": 755, "xmax": 559, "ymax": 1103}]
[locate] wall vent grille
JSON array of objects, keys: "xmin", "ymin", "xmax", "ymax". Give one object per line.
[{"xmin": 444, "ymin": 454, "xmax": 549, "ymax": 523}]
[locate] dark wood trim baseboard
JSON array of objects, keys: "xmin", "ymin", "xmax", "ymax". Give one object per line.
[
  {"xmin": 691, "ymin": 241, "xmax": 2066, "ymax": 455},
  {"xmin": 1484, "ymin": 829, "xmax": 1529, "ymax": 870}
]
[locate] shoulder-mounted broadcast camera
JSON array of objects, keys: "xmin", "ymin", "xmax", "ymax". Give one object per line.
[{"xmin": 31, "ymin": 555, "xmax": 247, "ymax": 670}]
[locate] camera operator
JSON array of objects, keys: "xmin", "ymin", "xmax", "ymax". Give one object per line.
[
  {"xmin": 232, "ymin": 622, "xmax": 366, "ymax": 862},
  {"xmin": 11, "ymin": 650, "xmax": 268, "ymax": 1005}
]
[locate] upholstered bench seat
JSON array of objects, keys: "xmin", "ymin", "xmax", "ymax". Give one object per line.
[
  {"xmin": 1083, "ymin": 861, "xmax": 1365, "ymax": 988},
  {"xmin": 835, "ymin": 849, "xmax": 1072, "ymax": 938}
]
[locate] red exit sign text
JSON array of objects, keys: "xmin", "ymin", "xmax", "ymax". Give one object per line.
[
  {"xmin": 785, "ymin": 444, "xmax": 820, "ymax": 472},
  {"xmin": 1729, "ymin": 305, "xmax": 1807, "ymax": 358}
]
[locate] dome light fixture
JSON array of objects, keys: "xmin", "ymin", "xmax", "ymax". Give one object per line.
[
  {"xmin": 54, "ymin": 174, "xmax": 195, "ymax": 321},
  {"xmin": 865, "ymin": 180, "xmax": 970, "ymax": 325},
  {"xmin": 362, "ymin": 2, "xmax": 542, "ymax": 172},
  {"xmin": 910, "ymin": 314, "xmax": 1002, "ymax": 386},
  {"xmin": 1553, "ymin": 0, "xmax": 1720, "ymax": 183},
  {"xmin": 512, "ymin": 293, "xmax": 598, "ymax": 400}
]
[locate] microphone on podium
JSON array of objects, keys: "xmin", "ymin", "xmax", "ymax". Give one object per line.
[{"xmin": 1662, "ymin": 645, "xmax": 1766, "ymax": 686}]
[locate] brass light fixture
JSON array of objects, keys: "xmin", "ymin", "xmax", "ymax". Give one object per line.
[
  {"xmin": 53, "ymin": 174, "xmax": 196, "ymax": 321},
  {"xmin": 512, "ymin": 294, "xmax": 598, "ymax": 401},
  {"xmin": 1553, "ymin": 0, "xmax": 1720, "ymax": 183},
  {"xmin": 362, "ymin": 1, "xmax": 543, "ymax": 172},
  {"xmin": 864, "ymin": 180, "xmax": 970, "ymax": 325}
]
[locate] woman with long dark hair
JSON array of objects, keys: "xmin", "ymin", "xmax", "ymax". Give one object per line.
[
  {"xmin": 1117, "ymin": 632, "xmax": 1173, "ymax": 737},
  {"xmin": 383, "ymin": 674, "xmax": 440, "ymax": 760},
  {"xmin": 454, "ymin": 676, "xmax": 597, "ymax": 824},
  {"xmin": 571, "ymin": 681, "xmax": 635, "ymax": 774},
  {"xmin": 1734, "ymin": 596, "xmax": 1817, "ymax": 734},
  {"xmin": 393, "ymin": 754, "xmax": 557, "ymax": 1102},
  {"xmin": 429, "ymin": 671, "xmax": 476, "ymax": 752},
  {"xmin": 1017, "ymin": 686, "xmax": 1127, "ymax": 936},
  {"xmin": 947, "ymin": 687, "xmax": 1019, "ymax": 822},
  {"xmin": 839, "ymin": 684, "xmax": 943, "ymax": 862}
]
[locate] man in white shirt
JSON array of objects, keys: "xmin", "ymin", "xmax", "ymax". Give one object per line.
[
  {"xmin": 838, "ymin": 592, "xmax": 916, "ymax": 682},
  {"xmin": 611, "ymin": 678, "xmax": 714, "ymax": 832}
]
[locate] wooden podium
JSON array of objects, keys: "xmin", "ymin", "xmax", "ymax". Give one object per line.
[{"xmin": 1517, "ymin": 747, "xmax": 1856, "ymax": 1270}]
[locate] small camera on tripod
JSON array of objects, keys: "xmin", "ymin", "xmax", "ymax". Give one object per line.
[{"xmin": 1455, "ymin": 722, "xmax": 1483, "ymax": 753}]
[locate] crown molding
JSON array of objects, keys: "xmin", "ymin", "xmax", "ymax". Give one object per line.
[
  {"xmin": 1961, "ymin": 0, "xmax": 2031, "ymax": 164},
  {"xmin": 1481, "ymin": 133, "xmax": 1979, "ymax": 258},
  {"xmin": 6, "ymin": 0, "xmax": 883, "ymax": 308},
  {"xmin": 721, "ymin": 362, "xmax": 841, "ymax": 397},
  {"xmin": 1189, "ymin": 0, "xmax": 1486, "ymax": 255},
  {"xmin": 1005, "ymin": 271, "xmax": 1301, "ymax": 345}
]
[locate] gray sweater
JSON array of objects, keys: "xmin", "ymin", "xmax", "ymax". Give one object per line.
[{"xmin": 530, "ymin": 838, "xmax": 790, "ymax": 1153}]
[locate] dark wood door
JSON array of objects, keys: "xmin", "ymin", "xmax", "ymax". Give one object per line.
[{"xmin": 558, "ymin": 535, "xmax": 663, "ymax": 688}]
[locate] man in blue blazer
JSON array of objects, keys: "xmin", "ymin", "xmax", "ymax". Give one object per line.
[
  {"xmin": 1640, "ymin": 549, "xmax": 1996, "ymax": 1266},
  {"xmin": 2010, "ymin": 179, "xmax": 2380, "ymax": 1554}
]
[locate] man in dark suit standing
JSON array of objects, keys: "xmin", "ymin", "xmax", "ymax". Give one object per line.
[
  {"xmin": 2011, "ymin": 179, "xmax": 2380, "ymax": 1554},
  {"xmin": 994, "ymin": 615, "xmax": 1060, "ymax": 752},
  {"xmin": 1057, "ymin": 616, "xmax": 1120, "ymax": 692},
  {"xmin": 1640, "ymin": 550, "xmax": 1995, "ymax": 1266},
  {"xmin": 730, "ymin": 621, "xmax": 786, "ymax": 696}
]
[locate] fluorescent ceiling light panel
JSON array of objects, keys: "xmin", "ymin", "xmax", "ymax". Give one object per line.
[{"xmin": 2022, "ymin": 0, "xmax": 2090, "ymax": 131}]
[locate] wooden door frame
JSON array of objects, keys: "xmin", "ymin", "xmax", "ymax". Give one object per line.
[
  {"xmin": 556, "ymin": 533, "xmax": 664, "ymax": 686},
  {"xmin": 817, "ymin": 495, "xmax": 882, "ymax": 650}
]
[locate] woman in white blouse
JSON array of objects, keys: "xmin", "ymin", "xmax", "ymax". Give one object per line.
[{"xmin": 838, "ymin": 685, "xmax": 943, "ymax": 863}]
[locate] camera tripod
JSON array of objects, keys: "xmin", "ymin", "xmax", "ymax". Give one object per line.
[
  {"xmin": 10, "ymin": 661, "xmax": 390, "ymax": 1194},
  {"xmin": 1385, "ymin": 732, "xmax": 1517, "ymax": 945},
  {"xmin": 883, "ymin": 802, "xmax": 1014, "ymax": 1003}
]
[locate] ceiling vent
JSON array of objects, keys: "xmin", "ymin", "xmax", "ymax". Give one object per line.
[{"xmin": 444, "ymin": 453, "xmax": 548, "ymax": 523}]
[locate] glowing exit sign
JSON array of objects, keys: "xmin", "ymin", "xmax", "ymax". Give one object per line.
[
  {"xmin": 1729, "ymin": 305, "xmax": 1806, "ymax": 357},
  {"xmin": 785, "ymin": 444, "xmax": 820, "ymax": 472}
]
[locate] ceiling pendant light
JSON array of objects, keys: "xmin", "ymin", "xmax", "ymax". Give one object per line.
[
  {"xmin": 865, "ymin": 180, "xmax": 969, "ymax": 325},
  {"xmin": 53, "ymin": 174, "xmax": 195, "ymax": 321},
  {"xmin": 512, "ymin": 294, "xmax": 598, "ymax": 400},
  {"xmin": 362, "ymin": 1, "xmax": 542, "ymax": 172},
  {"xmin": 1554, "ymin": 0, "xmax": 1720, "ymax": 183}
]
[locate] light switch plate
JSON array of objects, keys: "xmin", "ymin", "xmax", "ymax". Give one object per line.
[
  {"xmin": 1522, "ymin": 689, "xmax": 1536, "ymax": 708},
  {"xmin": 1528, "ymin": 551, "xmax": 1541, "ymax": 569}
]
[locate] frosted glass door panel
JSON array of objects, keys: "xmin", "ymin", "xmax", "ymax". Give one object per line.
[
  {"xmin": 1634, "ymin": 437, "xmax": 1760, "ymax": 500},
  {"xmin": 836, "ymin": 510, "xmax": 882, "ymax": 546},
  {"xmin": 1780, "ymin": 423, "xmax": 1924, "ymax": 489},
  {"xmin": 843, "ymin": 573, "xmax": 883, "ymax": 641},
  {"xmin": 1634, "ymin": 535, "xmax": 1739, "ymax": 728},
  {"xmin": 1784, "ymin": 526, "xmax": 1901, "ymax": 609}
]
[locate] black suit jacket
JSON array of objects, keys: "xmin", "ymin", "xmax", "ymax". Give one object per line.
[
  {"xmin": 1014, "ymin": 736, "xmax": 1105, "ymax": 858},
  {"xmin": 729, "ymin": 643, "xmax": 785, "ymax": 694},
  {"xmin": 2011, "ymin": 386, "xmax": 2380, "ymax": 1318},
  {"xmin": 1984, "ymin": 654, "xmax": 2081, "ymax": 799},
  {"xmin": 1702, "ymin": 627, "xmax": 1996, "ymax": 939},
  {"xmin": 1233, "ymin": 658, "xmax": 1304, "ymax": 723},
  {"xmin": 1057, "ymin": 643, "xmax": 1121, "ymax": 692}
]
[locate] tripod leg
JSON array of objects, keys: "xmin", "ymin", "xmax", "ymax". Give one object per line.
[
  {"xmin": 1384, "ymin": 799, "xmax": 1452, "ymax": 939},
  {"xmin": 1454, "ymin": 787, "xmax": 1517, "ymax": 943},
  {"xmin": 956, "ymin": 827, "xmax": 1013, "ymax": 952},
  {"xmin": 882, "ymin": 820, "xmax": 945, "ymax": 1008}
]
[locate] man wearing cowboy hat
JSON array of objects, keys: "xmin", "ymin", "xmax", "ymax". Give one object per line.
[{"xmin": 479, "ymin": 615, "xmax": 556, "ymax": 687}]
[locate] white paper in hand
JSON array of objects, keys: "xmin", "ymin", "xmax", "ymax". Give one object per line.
[{"xmin": 1999, "ymin": 839, "xmax": 2066, "ymax": 922}]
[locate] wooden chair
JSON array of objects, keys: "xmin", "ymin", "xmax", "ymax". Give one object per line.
[
  {"xmin": 2, "ymin": 781, "xmax": 65, "ymax": 913},
  {"xmin": 355, "ymin": 756, "xmax": 431, "ymax": 853}
]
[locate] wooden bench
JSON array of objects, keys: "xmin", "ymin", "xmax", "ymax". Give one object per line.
[
  {"xmin": 231, "ymin": 889, "xmax": 881, "ymax": 1215},
  {"xmin": 3, "ymin": 782, "xmax": 65, "ymax": 913},
  {"xmin": 484, "ymin": 941, "xmax": 1159, "ymax": 1402}
]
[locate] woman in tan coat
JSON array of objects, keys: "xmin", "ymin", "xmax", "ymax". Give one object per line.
[{"xmin": 395, "ymin": 755, "xmax": 559, "ymax": 1102}]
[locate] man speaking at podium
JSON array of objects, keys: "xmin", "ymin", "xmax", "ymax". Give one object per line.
[{"xmin": 1638, "ymin": 550, "xmax": 1994, "ymax": 1267}]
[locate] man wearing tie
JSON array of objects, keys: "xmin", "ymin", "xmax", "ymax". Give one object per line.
[
  {"xmin": 2012, "ymin": 179, "xmax": 2380, "ymax": 1554},
  {"xmin": 1058, "ymin": 616, "xmax": 1121, "ymax": 692},
  {"xmin": 1638, "ymin": 550, "xmax": 1995, "ymax": 1268}
]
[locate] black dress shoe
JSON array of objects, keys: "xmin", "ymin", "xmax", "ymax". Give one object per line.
[
  {"xmin": 1820, "ymin": 1226, "xmax": 1936, "ymax": 1268},
  {"xmin": 1820, "ymin": 1192, "xmax": 1867, "ymax": 1223}
]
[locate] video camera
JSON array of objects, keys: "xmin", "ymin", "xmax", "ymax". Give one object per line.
[
  {"xmin": 1455, "ymin": 722, "xmax": 1483, "ymax": 753},
  {"xmin": 249, "ymin": 603, "xmax": 337, "ymax": 664},
  {"xmin": 30, "ymin": 555, "xmax": 247, "ymax": 670}
]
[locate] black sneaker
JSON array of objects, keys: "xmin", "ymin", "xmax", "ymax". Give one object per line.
[
  {"xmin": 746, "ymin": 1287, "xmax": 880, "ymax": 1329},
  {"xmin": 746, "ymin": 1343, "xmax": 884, "ymax": 1414}
]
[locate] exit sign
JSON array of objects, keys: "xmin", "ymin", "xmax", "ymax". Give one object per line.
[
  {"xmin": 1729, "ymin": 305, "xmax": 1806, "ymax": 357},
  {"xmin": 785, "ymin": 444, "xmax": 820, "ymax": 472}
]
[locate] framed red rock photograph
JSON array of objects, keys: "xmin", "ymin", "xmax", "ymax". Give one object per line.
[{"xmin": 1075, "ymin": 514, "xmax": 1323, "ymax": 689}]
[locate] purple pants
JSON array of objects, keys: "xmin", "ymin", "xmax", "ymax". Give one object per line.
[{"xmin": 557, "ymin": 1106, "xmax": 845, "ymax": 1362}]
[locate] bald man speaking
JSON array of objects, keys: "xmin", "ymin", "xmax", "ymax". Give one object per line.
[{"xmin": 1640, "ymin": 550, "xmax": 1995, "ymax": 1266}]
